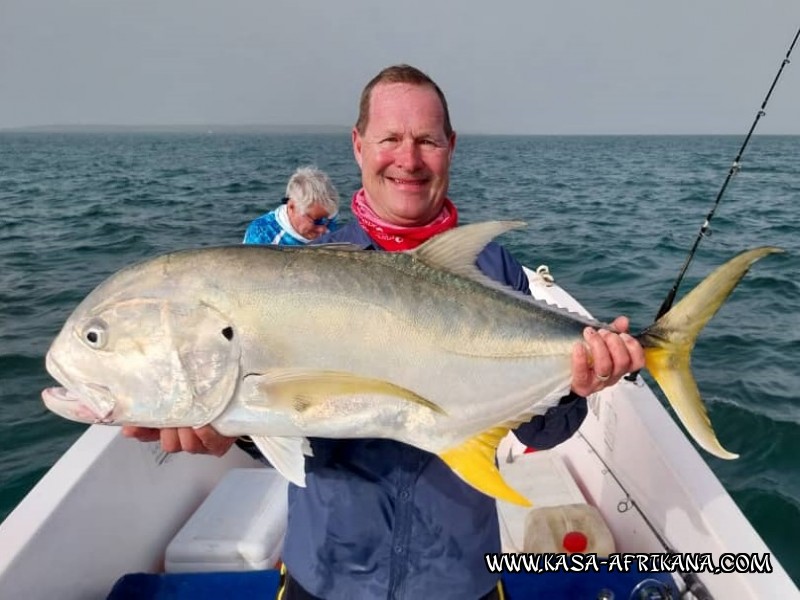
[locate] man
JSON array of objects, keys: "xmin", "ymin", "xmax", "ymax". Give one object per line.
[
  {"xmin": 243, "ymin": 165, "xmax": 339, "ymax": 245},
  {"xmin": 124, "ymin": 65, "xmax": 644, "ymax": 600}
]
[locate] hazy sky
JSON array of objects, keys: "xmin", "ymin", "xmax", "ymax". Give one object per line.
[{"xmin": 1, "ymin": 0, "xmax": 798, "ymax": 134}]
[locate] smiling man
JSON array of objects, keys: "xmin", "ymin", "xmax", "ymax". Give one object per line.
[{"xmin": 352, "ymin": 77, "xmax": 455, "ymax": 228}]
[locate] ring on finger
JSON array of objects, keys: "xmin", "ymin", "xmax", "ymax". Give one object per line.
[{"xmin": 595, "ymin": 372, "xmax": 610, "ymax": 382}]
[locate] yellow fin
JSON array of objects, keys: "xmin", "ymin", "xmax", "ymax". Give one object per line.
[
  {"xmin": 439, "ymin": 427, "xmax": 531, "ymax": 507},
  {"xmin": 640, "ymin": 246, "xmax": 783, "ymax": 459},
  {"xmin": 256, "ymin": 368, "xmax": 445, "ymax": 414},
  {"xmin": 645, "ymin": 347, "xmax": 738, "ymax": 459}
]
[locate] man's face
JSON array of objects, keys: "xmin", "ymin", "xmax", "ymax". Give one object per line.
[
  {"xmin": 353, "ymin": 82, "xmax": 456, "ymax": 227},
  {"xmin": 287, "ymin": 200, "xmax": 335, "ymax": 240}
]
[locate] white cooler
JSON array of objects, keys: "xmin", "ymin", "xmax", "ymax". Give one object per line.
[{"xmin": 165, "ymin": 468, "xmax": 289, "ymax": 572}]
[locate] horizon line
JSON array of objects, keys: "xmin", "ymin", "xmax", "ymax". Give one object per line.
[{"xmin": 2, "ymin": 123, "xmax": 799, "ymax": 136}]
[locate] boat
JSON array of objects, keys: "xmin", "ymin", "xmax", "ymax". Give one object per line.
[{"xmin": 0, "ymin": 268, "xmax": 796, "ymax": 599}]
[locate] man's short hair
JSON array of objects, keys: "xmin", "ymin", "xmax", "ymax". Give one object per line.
[{"xmin": 355, "ymin": 64, "xmax": 453, "ymax": 137}]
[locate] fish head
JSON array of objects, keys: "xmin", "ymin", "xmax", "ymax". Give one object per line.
[{"xmin": 42, "ymin": 280, "xmax": 242, "ymax": 428}]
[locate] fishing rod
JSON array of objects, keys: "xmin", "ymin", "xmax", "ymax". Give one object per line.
[
  {"xmin": 654, "ymin": 26, "xmax": 800, "ymax": 320},
  {"xmin": 569, "ymin": 431, "xmax": 714, "ymax": 600},
  {"xmin": 624, "ymin": 27, "xmax": 799, "ymax": 385}
]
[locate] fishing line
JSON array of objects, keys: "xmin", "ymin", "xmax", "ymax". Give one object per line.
[
  {"xmin": 655, "ymin": 26, "xmax": 800, "ymax": 320},
  {"xmin": 625, "ymin": 27, "xmax": 799, "ymax": 384}
]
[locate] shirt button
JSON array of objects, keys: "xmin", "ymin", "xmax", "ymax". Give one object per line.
[
  {"xmin": 394, "ymin": 545, "xmax": 404, "ymax": 554},
  {"xmin": 399, "ymin": 489, "xmax": 410, "ymax": 501}
]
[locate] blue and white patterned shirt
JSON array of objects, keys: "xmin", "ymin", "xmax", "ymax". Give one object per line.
[{"xmin": 243, "ymin": 204, "xmax": 310, "ymax": 246}]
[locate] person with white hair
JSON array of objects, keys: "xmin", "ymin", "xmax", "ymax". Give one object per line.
[{"xmin": 243, "ymin": 166, "xmax": 339, "ymax": 245}]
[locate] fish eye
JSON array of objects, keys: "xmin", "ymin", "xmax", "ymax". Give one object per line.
[{"xmin": 82, "ymin": 319, "xmax": 108, "ymax": 349}]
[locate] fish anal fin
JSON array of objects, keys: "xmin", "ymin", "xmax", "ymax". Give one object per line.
[
  {"xmin": 250, "ymin": 435, "xmax": 311, "ymax": 487},
  {"xmin": 439, "ymin": 427, "xmax": 532, "ymax": 507}
]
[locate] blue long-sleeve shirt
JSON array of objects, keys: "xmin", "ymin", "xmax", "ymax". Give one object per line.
[
  {"xmin": 281, "ymin": 221, "xmax": 588, "ymax": 600},
  {"xmin": 243, "ymin": 204, "xmax": 311, "ymax": 246}
]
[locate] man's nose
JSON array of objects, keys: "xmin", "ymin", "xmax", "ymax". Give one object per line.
[{"xmin": 394, "ymin": 139, "xmax": 423, "ymax": 170}]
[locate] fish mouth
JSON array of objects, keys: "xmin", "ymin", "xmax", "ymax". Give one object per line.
[
  {"xmin": 43, "ymin": 354, "xmax": 115, "ymax": 424},
  {"xmin": 41, "ymin": 386, "xmax": 115, "ymax": 424}
]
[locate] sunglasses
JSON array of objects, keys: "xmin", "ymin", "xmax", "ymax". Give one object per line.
[{"xmin": 311, "ymin": 213, "xmax": 338, "ymax": 227}]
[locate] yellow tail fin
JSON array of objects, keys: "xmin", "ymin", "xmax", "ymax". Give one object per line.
[
  {"xmin": 640, "ymin": 246, "xmax": 783, "ymax": 459},
  {"xmin": 439, "ymin": 427, "xmax": 531, "ymax": 507}
]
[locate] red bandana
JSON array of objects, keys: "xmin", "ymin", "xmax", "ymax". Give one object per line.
[{"xmin": 351, "ymin": 188, "xmax": 458, "ymax": 251}]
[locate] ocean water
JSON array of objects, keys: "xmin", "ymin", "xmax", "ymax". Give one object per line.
[{"xmin": 1, "ymin": 132, "xmax": 798, "ymax": 584}]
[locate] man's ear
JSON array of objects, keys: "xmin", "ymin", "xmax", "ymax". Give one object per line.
[
  {"xmin": 352, "ymin": 127, "xmax": 364, "ymax": 169},
  {"xmin": 448, "ymin": 131, "xmax": 457, "ymax": 159}
]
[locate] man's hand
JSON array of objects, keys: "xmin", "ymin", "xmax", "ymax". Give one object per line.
[
  {"xmin": 570, "ymin": 316, "xmax": 645, "ymax": 397},
  {"xmin": 121, "ymin": 425, "xmax": 237, "ymax": 457}
]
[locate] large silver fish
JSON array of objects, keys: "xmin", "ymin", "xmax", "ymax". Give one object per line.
[{"xmin": 42, "ymin": 222, "xmax": 781, "ymax": 506}]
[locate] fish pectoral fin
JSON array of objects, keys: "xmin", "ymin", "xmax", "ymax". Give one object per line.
[
  {"xmin": 439, "ymin": 427, "xmax": 532, "ymax": 507},
  {"xmin": 250, "ymin": 435, "xmax": 312, "ymax": 487},
  {"xmin": 257, "ymin": 369, "xmax": 445, "ymax": 415}
]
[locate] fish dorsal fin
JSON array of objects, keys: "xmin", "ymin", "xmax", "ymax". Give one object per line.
[
  {"xmin": 439, "ymin": 426, "xmax": 532, "ymax": 507},
  {"xmin": 307, "ymin": 242, "xmax": 366, "ymax": 252},
  {"xmin": 411, "ymin": 220, "xmax": 525, "ymax": 277},
  {"xmin": 414, "ymin": 221, "xmax": 606, "ymax": 327},
  {"xmin": 251, "ymin": 435, "xmax": 312, "ymax": 487}
]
